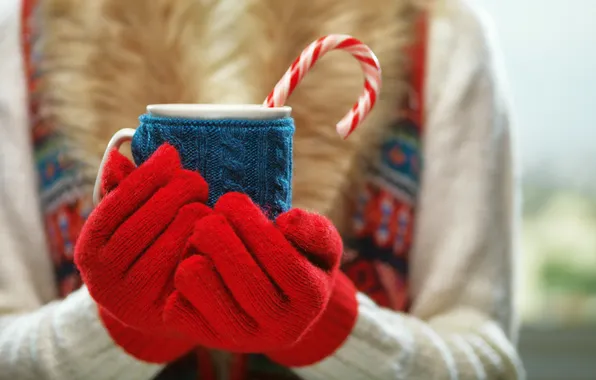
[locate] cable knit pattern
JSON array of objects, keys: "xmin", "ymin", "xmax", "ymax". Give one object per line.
[
  {"xmin": 221, "ymin": 127, "xmax": 246, "ymax": 194},
  {"xmin": 131, "ymin": 114, "xmax": 295, "ymax": 217},
  {"xmin": 268, "ymin": 126, "xmax": 293, "ymax": 217},
  {"xmin": 292, "ymin": 294, "xmax": 523, "ymax": 380},
  {"xmin": 0, "ymin": 287, "xmax": 163, "ymax": 380}
]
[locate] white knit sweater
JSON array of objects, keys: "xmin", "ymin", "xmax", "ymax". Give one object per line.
[{"xmin": 0, "ymin": 0, "xmax": 524, "ymax": 379}]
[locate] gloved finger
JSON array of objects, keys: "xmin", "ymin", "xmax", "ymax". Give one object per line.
[
  {"xmin": 172, "ymin": 255, "xmax": 257, "ymax": 349},
  {"xmin": 76, "ymin": 144, "xmax": 186, "ymax": 277},
  {"xmin": 100, "ymin": 169, "xmax": 209, "ymax": 276},
  {"xmin": 275, "ymin": 209, "xmax": 343, "ymax": 272},
  {"xmin": 110, "ymin": 203, "xmax": 213, "ymax": 329},
  {"xmin": 89, "ymin": 143, "xmax": 189, "ymax": 243},
  {"xmin": 214, "ymin": 192, "xmax": 328, "ymax": 309},
  {"xmin": 188, "ymin": 214, "xmax": 285, "ymax": 322},
  {"xmin": 164, "ymin": 291, "xmax": 223, "ymax": 349},
  {"xmin": 101, "ymin": 149, "xmax": 136, "ymax": 196}
]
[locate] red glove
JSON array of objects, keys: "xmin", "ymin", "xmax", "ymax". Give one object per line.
[
  {"xmin": 75, "ymin": 144, "xmax": 211, "ymax": 363},
  {"xmin": 163, "ymin": 192, "xmax": 358, "ymax": 362},
  {"xmin": 265, "ymin": 272, "xmax": 358, "ymax": 366}
]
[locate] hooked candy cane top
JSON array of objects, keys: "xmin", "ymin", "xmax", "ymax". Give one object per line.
[
  {"xmin": 0, "ymin": 0, "xmax": 522, "ymax": 379},
  {"xmin": 264, "ymin": 34, "xmax": 382, "ymax": 139}
]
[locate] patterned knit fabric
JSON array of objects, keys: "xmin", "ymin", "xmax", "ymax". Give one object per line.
[
  {"xmin": 23, "ymin": 0, "xmax": 94, "ymax": 298},
  {"xmin": 343, "ymin": 117, "xmax": 421, "ymax": 310},
  {"xmin": 132, "ymin": 114, "xmax": 294, "ymax": 218}
]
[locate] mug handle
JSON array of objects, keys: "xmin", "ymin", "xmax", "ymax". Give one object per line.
[{"xmin": 92, "ymin": 128, "xmax": 136, "ymax": 205}]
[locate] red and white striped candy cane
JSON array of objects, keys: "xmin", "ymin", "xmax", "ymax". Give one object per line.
[{"xmin": 264, "ymin": 34, "xmax": 382, "ymax": 139}]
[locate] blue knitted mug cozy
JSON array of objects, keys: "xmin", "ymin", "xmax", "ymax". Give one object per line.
[{"xmin": 131, "ymin": 114, "xmax": 295, "ymax": 218}]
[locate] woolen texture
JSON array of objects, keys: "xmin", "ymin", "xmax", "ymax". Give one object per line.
[
  {"xmin": 132, "ymin": 114, "xmax": 294, "ymax": 218},
  {"xmin": 77, "ymin": 141, "xmax": 355, "ymax": 364},
  {"xmin": 75, "ymin": 144, "xmax": 209, "ymax": 363},
  {"xmin": 266, "ymin": 272, "xmax": 359, "ymax": 367},
  {"xmin": 165, "ymin": 192, "xmax": 351, "ymax": 352}
]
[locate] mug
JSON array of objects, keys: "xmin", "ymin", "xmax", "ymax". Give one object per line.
[{"xmin": 94, "ymin": 104, "xmax": 294, "ymax": 218}]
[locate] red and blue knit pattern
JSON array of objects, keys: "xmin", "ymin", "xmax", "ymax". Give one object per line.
[
  {"xmin": 23, "ymin": 0, "xmax": 93, "ymax": 298},
  {"xmin": 344, "ymin": 116, "xmax": 421, "ymax": 311}
]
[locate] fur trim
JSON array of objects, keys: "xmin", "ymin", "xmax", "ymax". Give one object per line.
[{"xmin": 38, "ymin": 0, "xmax": 423, "ymax": 228}]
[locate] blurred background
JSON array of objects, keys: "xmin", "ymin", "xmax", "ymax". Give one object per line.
[{"xmin": 477, "ymin": 0, "xmax": 596, "ymax": 378}]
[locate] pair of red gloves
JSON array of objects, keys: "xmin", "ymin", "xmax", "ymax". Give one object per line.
[{"xmin": 74, "ymin": 144, "xmax": 358, "ymax": 367}]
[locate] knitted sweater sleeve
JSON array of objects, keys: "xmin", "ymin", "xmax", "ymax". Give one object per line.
[
  {"xmin": 292, "ymin": 2, "xmax": 525, "ymax": 379},
  {"xmin": 0, "ymin": 288, "xmax": 165, "ymax": 380}
]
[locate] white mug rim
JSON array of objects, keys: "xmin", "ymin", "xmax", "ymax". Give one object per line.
[{"xmin": 147, "ymin": 104, "xmax": 292, "ymax": 120}]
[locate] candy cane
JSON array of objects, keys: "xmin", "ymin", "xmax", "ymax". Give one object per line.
[{"xmin": 264, "ymin": 34, "xmax": 382, "ymax": 139}]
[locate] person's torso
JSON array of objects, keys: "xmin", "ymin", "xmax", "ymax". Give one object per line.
[{"xmin": 21, "ymin": 0, "xmax": 427, "ymax": 378}]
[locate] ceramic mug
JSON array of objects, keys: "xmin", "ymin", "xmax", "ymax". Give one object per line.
[{"xmin": 94, "ymin": 104, "xmax": 294, "ymax": 218}]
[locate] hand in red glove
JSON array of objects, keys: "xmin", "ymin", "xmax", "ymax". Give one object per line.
[
  {"xmin": 75, "ymin": 143, "xmax": 211, "ymax": 363},
  {"xmin": 164, "ymin": 192, "xmax": 358, "ymax": 361}
]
